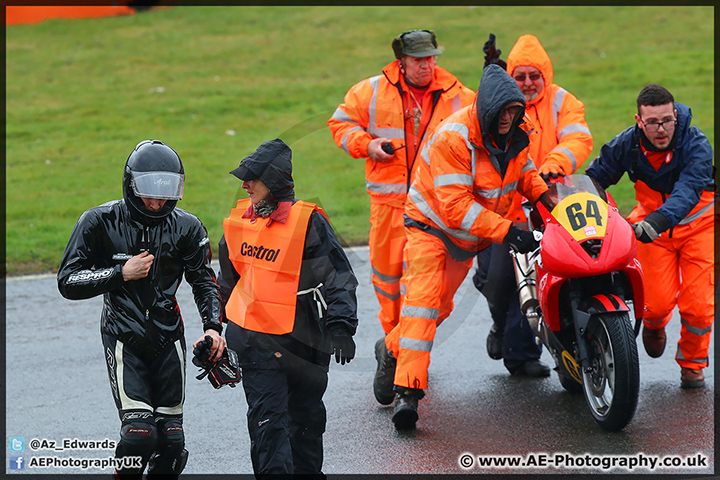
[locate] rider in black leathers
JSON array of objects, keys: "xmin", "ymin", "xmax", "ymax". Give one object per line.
[{"xmin": 57, "ymin": 140, "xmax": 224, "ymax": 480}]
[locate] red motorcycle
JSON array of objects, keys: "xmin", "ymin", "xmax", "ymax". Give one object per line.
[{"xmin": 512, "ymin": 174, "xmax": 644, "ymax": 431}]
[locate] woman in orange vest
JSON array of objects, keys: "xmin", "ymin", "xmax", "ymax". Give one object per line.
[{"xmin": 218, "ymin": 139, "xmax": 359, "ymax": 476}]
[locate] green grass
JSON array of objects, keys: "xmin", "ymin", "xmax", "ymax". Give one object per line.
[{"xmin": 6, "ymin": 6, "xmax": 714, "ymax": 275}]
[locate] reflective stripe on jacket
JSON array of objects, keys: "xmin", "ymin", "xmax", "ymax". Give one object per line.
[
  {"xmin": 223, "ymin": 199, "xmax": 317, "ymax": 335},
  {"xmin": 328, "ymin": 61, "xmax": 475, "ymax": 206},
  {"xmin": 507, "ymin": 34, "xmax": 593, "ymax": 175},
  {"xmin": 405, "ymin": 100, "xmax": 548, "ymax": 254}
]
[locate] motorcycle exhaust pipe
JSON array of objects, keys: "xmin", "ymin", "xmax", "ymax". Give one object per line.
[
  {"xmin": 524, "ymin": 305, "xmax": 539, "ymax": 331},
  {"xmin": 513, "ymin": 251, "xmax": 539, "ymax": 315}
]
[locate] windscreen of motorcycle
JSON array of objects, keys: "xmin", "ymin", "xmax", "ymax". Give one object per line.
[{"xmin": 550, "ymin": 190, "xmax": 609, "ymax": 242}]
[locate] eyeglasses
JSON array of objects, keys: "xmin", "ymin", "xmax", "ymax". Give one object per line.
[
  {"xmin": 500, "ymin": 105, "xmax": 524, "ymax": 117},
  {"xmin": 513, "ymin": 73, "xmax": 542, "ymax": 83},
  {"xmin": 641, "ymin": 118, "xmax": 677, "ymax": 132}
]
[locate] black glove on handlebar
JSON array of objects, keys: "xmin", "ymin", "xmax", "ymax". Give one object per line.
[
  {"xmin": 539, "ymin": 171, "xmax": 566, "ymax": 184},
  {"xmin": 504, "ymin": 225, "xmax": 539, "ymax": 254},
  {"xmin": 329, "ymin": 325, "xmax": 356, "ymax": 365}
]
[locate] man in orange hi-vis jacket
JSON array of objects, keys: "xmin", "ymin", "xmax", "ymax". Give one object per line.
[
  {"xmin": 374, "ymin": 64, "xmax": 548, "ymax": 430},
  {"xmin": 328, "ymin": 31, "xmax": 474, "ymax": 405},
  {"xmin": 586, "ymin": 84, "xmax": 715, "ymax": 389},
  {"xmin": 473, "ymin": 34, "xmax": 594, "ymax": 378}
]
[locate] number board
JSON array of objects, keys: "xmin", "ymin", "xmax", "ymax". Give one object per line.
[{"xmin": 551, "ymin": 192, "xmax": 608, "ymax": 242}]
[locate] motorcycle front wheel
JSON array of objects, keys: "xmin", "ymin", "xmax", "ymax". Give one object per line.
[{"xmin": 582, "ymin": 311, "xmax": 639, "ymax": 431}]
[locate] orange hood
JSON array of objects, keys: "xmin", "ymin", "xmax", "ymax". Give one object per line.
[{"xmin": 507, "ymin": 34, "xmax": 553, "ymax": 106}]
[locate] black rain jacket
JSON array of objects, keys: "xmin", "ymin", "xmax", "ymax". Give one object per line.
[{"xmin": 57, "ymin": 199, "xmax": 223, "ymax": 354}]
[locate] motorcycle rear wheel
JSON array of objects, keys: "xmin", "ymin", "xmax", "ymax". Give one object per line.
[{"xmin": 582, "ymin": 311, "xmax": 639, "ymax": 431}]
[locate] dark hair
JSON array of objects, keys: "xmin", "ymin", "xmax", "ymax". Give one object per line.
[{"xmin": 636, "ymin": 84, "xmax": 674, "ymax": 114}]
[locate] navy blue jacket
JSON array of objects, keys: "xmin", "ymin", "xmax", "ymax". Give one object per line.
[{"xmin": 585, "ymin": 103, "xmax": 714, "ymax": 227}]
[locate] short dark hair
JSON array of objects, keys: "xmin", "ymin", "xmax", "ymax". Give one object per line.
[{"xmin": 637, "ymin": 84, "xmax": 674, "ymax": 114}]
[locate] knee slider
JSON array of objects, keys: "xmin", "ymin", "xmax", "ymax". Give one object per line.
[
  {"xmin": 118, "ymin": 422, "xmax": 158, "ymax": 460},
  {"xmin": 156, "ymin": 417, "xmax": 184, "ymax": 453},
  {"xmin": 146, "ymin": 417, "xmax": 187, "ymax": 477}
]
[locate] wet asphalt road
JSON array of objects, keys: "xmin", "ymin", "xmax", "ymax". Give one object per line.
[{"xmin": 5, "ymin": 245, "xmax": 715, "ymax": 477}]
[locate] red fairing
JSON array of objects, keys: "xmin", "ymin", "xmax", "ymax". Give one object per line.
[
  {"xmin": 540, "ymin": 208, "xmax": 637, "ymax": 278},
  {"xmin": 536, "ymin": 266, "xmax": 564, "ymax": 331},
  {"xmin": 624, "ymin": 257, "xmax": 645, "ymax": 321}
]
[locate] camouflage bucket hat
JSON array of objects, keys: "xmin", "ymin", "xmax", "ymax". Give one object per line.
[{"xmin": 392, "ymin": 30, "xmax": 442, "ymax": 59}]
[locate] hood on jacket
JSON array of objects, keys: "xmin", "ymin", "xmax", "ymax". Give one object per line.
[
  {"xmin": 507, "ymin": 34, "xmax": 553, "ymax": 105},
  {"xmin": 674, "ymin": 103, "xmax": 693, "ymax": 145},
  {"xmin": 230, "ymin": 138, "xmax": 295, "ymax": 202},
  {"xmin": 476, "ymin": 64, "xmax": 526, "ymax": 148}
]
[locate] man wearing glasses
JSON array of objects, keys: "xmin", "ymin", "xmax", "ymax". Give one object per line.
[
  {"xmin": 586, "ymin": 84, "xmax": 715, "ymax": 389},
  {"xmin": 474, "ymin": 34, "xmax": 593, "ymax": 378}
]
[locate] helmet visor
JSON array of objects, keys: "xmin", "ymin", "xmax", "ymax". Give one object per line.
[{"xmin": 131, "ymin": 171, "xmax": 185, "ymax": 200}]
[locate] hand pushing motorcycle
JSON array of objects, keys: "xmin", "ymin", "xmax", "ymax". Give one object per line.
[{"xmin": 511, "ymin": 174, "xmax": 644, "ymax": 431}]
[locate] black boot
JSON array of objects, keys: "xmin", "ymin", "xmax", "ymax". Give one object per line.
[
  {"xmin": 391, "ymin": 387, "xmax": 425, "ymax": 430},
  {"xmin": 373, "ymin": 338, "xmax": 396, "ymax": 405},
  {"xmin": 486, "ymin": 323, "xmax": 504, "ymax": 360},
  {"xmin": 510, "ymin": 359, "xmax": 551, "ymax": 377}
]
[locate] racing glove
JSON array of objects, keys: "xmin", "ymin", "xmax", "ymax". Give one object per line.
[
  {"xmin": 538, "ymin": 162, "xmax": 566, "ymax": 183},
  {"xmin": 504, "ymin": 225, "xmax": 539, "ymax": 254},
  {"xmin": 329, "ymin": 324, "xmax": 356, "ymax": 365},
  {"xmin": 482, "ymin": 33, "xmax": 507, "ymax": 70},
  {"xmin": 192, "ymin": 336, "xmax": 241, "ymax": 389},
  {"xmin": 633, "ymin": 211, "xmax": 671, "ymax": 244}
]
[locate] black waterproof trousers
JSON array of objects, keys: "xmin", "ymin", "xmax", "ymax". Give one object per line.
[
  {"xmin": 473, "ymin": 242, "xmax": 542, "ymax": 372},
  {"xmin": 227, "ymin": 324, "xmax": 328, "ymax": 478}
]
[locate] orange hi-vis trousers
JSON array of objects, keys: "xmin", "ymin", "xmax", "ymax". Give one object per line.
[
  {"xmin": 369, "ymin": 203, "xmax": 407, "ymax": 334},
  {"xmin": 384, "ymin": 227, "xmax": 475, "ymax": 389},
  {"xmin": 638, "ymin": 211, "xmax": 714, "ymax": 369}
]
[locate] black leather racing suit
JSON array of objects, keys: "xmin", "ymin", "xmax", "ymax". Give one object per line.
[{"xmin": 57, "ymin": 198, "xmax": 222, "ymax": 477}]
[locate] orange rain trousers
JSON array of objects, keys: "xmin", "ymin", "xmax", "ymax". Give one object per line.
[
  {"xmin": 384, "ymin": 227, "xmax": 474, "ymax": 389},
  {"xmin": 638, "ymin": 212, "xmax": 714, "ymax": 369},
  {"xmin": 369, "ymin": 203, "xmax": 407, "ymax": 334}
]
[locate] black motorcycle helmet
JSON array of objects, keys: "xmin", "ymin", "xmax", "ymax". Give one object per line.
[{"xmin": 123, "ymin": 139, "xmax": 185, "ymax": 224}]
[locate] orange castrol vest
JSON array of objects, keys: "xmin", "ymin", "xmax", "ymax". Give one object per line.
[{"xmin": 223, "ymin": 199, "xmax": 323, "ymax": 335}]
